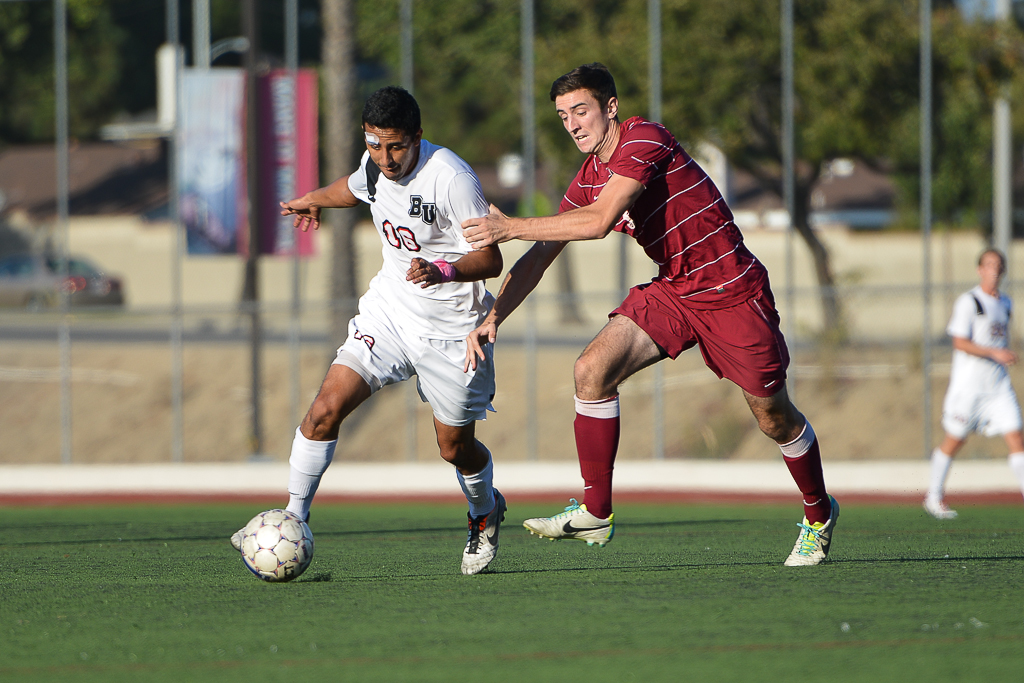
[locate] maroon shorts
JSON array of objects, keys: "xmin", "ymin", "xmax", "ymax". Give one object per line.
[{"xmin": 612, "ymin": 280, "xmax": 790, "ymax": 398}]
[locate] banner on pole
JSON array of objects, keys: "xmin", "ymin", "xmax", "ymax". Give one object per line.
[
  {"xmin": 178, "ymin": 69, "xmax": 246, "ymax": 255},
  {"xmin": 255, "ymin": 68, "xmax": 319, "ymax": 256}
]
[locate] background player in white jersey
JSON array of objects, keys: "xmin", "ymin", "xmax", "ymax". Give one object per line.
[
  {"xmin": 926, "ymin": 249, "xmax": 1024, "ymax": 518},
  {"xmin": 231, "ymin": 86, "xmax": 506, "ymax": 575}
]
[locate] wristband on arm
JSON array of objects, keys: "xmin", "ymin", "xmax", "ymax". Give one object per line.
[{"xmin": 432, "ymin": 259, "xmax": 456, "ymax": 283}]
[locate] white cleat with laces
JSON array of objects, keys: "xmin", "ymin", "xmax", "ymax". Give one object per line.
[
  {"xmin": 784, "ymin": 495, "xmax": 839, "ymax": 566},
  {"xmin": 461, "ymin": 490, "xmax": 507, "ymax": 575},
  {"xmin": 523, "ymin": 499, "xmax": 615, "ymax": 547}
]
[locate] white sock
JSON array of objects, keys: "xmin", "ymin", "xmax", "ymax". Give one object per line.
[
  {"xmin": 778, "ymin": 421, "xmax": 815, "ymax": 458},
  {"xmin": 1008, "ymin": 452, "xmax": 1024, "ymax": 500},
  {"xmin": 457, "ymin": 445, "xmax": 495, "ymax": 518},
  {"xmin": 286, "ymin": 427, "xmax": 337, "ymax": 520},
  {"xmin": 927, "ymin": 448, "xmax": 954, "ymax": 502}
]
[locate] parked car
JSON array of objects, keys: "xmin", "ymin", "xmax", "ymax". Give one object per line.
[{"xmin": 0, "ymin": 253, "xmax": 124, "ymax": 308}]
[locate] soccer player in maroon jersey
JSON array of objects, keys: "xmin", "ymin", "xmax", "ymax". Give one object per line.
[{"xmin": 463, "ymin": 63, "xmax": 837, "ymax": 566}]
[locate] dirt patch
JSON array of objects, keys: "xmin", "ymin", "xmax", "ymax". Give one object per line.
[{"xmin": 1, "ymin": 339, "xmax": 1019, "ymax": 465}]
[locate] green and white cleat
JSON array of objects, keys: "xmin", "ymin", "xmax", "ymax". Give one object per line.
[
  {"xmin": 461, "ymin": 490, "xmax": 507, "ymax": 575},
  {"xmin": 523, "ymin": 498, "xmax": 614, "ymax": 547},
  {"xmin": 784, "ymin": 495, "xmax": 839, "ymax": 566}
]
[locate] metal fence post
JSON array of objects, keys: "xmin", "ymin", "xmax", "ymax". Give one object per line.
[
  {"xmin": 169, "ymin": 1, "xmax": 184, "ymax": 463},
  {"xmin": 649, "ymin": 0, "xmax": 664, "ymax": 459},
  {"xmin": 782, "ymin": 0, "xmax": 796, "ymax": 402},
  {"xmin": 921, "ymin": 0, "xmax": 933, "ymax": 458},
  {"xmin": 54, "ymin": 0, "xmax": 72, "ymax": 464}
]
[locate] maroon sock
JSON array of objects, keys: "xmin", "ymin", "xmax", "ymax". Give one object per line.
[
  {"xmin": 782, "ymin": 437, "xmax": 830, "ymax": 524},
  {"xmin": 574, "ymin": 397, "xmax": 620, "ymax": 519}
]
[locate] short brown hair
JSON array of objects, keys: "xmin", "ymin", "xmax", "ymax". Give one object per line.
[
  {"xmin": 549, "ymin": 63, "xmax": 617, "ymax": 111},
  {"xmin": 979, "ymin": 248, "xmax": 1006, "ymax": 272}
]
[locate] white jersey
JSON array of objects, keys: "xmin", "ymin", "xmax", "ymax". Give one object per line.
[
  {"xmin": 946, "ymin": 285, "xmax": 1013, "ymax": 391},
  {"xmin": 348, "ymin": 140, "xmax": 492, "ymax": 340}
]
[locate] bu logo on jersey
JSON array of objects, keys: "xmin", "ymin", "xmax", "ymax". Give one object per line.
[{"xmin": 408, "ymin": 196, "xmax": 437, "ymax": 225}]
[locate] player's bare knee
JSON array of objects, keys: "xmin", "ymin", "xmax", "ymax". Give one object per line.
[
  {"xmin": 438, "ymin": 440, "xmax": 471, "ymax": 468},
  {"xmin": 757, "ymin": 415, "xmax": 788, "ymax": 442},
  {"xmin": 750, "ymin": 404, "xmax": 793, "ymax": 442},
  {"xmin": 302, "ymin": 398, "xmax": 343, "ymax": 441},
  {"xmin": 573, "ymin": 355, "xmax": 616, "ymax": 399}
]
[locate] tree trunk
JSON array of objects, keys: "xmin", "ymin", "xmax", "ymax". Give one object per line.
[
  {"xmin": 792, "ymin": 175, "xmax": 845, "ymax": 342},
  {"xmin": 322, "ymin": 0, "xmax": 358, "ymax": 345}
]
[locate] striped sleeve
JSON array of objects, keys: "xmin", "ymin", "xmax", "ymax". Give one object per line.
[
  {"xmin": 559, "ymin": 166, "xmax": 591, "ymax": 214},
  {"xmin": 609, "ymin": 122, "xmax": 674, "ymax": 187}
]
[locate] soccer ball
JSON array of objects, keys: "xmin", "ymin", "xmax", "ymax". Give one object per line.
[{"xmin": 238, "ymin": 509, "xmax": 314, "ymax": 582}]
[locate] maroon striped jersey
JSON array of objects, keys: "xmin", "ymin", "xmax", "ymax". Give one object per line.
[{"xmin": 559, "ymin": 116, "xmax": 768, "ymax": 309}]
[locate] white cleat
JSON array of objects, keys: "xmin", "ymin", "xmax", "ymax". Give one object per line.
[
  {"xmin": 523, "ymin": 499, "xmax": 614, "ymax": 547},
  {"xmin": 923, "ymin": 497, "xmax": 958, "ymax": 520},
  {"xmin": 461, "ymin": 490, "xmax": 506, "ymax": 575},
  {"xmin": 784, "ymin": 495, "xmax": 839, "ymax": 566}
]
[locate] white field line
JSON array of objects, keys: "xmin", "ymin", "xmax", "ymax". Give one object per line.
[{"xmin": 0, "ymin": 460, "xmax": 1016, "ymax": 495}]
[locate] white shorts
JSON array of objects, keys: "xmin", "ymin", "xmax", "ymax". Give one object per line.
[
  {"xmin": 331, "ymin": 298, "xmax": 495, "ymax": 428},
  {"xmin": 941, "ymin": 374, "xmax": 1023, "ymax": 439}
]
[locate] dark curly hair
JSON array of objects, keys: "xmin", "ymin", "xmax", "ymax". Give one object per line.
[
  {"xmin": 361, "ymin": 86, "xmax": 421, "ymax": 136},
  {"xmin": 549, "ymin": 63, "xmax": 617, "ymax": 111}
]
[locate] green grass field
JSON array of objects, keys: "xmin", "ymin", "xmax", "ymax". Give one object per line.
[{"xmin": 1, "ymin": 500, "xmax": 1022, "ymax": 682}]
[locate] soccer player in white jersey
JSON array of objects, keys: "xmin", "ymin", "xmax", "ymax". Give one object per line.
[
  {"xmin": 230, "ymin": 86, "xmax": 506, "ymax": 575},
  {"xmin": 926, "ymin": 249, "xmax": 1024, "ymax": 518}
]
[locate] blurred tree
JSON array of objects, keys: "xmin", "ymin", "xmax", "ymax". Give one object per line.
[
  {"xmin": 0, "ymin": 0, "xmax": 123, "ymax": 146},
  {"xmin": 658, "ymin": 0, "xmax": 915, "ymax": 336},
  {"xmin": 888, "ymin": 7, "xmax": 1021, "ymax": 233},
  {"xmin": 659, "ymin": 0, "xmax": 1021, "ymax": 337},
  {"xmin": 354, "ymin": 0, "xmax": 520, "ymax": 165}
]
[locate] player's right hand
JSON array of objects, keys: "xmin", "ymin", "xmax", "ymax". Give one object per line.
[
  {"xmin": 280, "ymin": 195, "xmax": 322, "ymax": 232},
  {"xmin": 992, "ymin": 348, "xmax": 1019, "ymax": 366},
  {"xmin": 464, "ymin": 319, "xmax": 498, "ymax": 372}
]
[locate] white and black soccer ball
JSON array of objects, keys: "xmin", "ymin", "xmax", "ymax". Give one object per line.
[{"xmin": 238, "ymin": 509, "xmax": 314, "ymax": 582}]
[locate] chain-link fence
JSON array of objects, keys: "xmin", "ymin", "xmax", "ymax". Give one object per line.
[
  {"xmin": 2, "ymin": 1, "xmax": 1023, "ymax": 465},
  {"xmin": 2, "ymin": 225, "xmax": 1021, "ymax": 465}
]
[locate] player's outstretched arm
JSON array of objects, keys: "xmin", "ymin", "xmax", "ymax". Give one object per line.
[
  {"xmin": 952, "ymin": 336, "xmax": 1019, "ymax": 366},
  {"xmin": 406, "ymin": 245, "xmax": 503, "ymax": 288},
  {"xmin": 464, "ymin": 241, "xmax": 565, "ymax": 371},
  {"xmin": 280, "ymin": 174, "xmax": 361, "ymax": 232},
  {"xmin": 462, "ymin": 174, "xmax": 644, "ymax": 248}
]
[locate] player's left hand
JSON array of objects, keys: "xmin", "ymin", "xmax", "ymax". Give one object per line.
[
  {"xmin": 464, "ymin": 319, "xmax": 498, "ymax": 372},
  {"xmin": 463, "ymin": 204, "xmax": 513, "ymax": 249},
  {"xmin": 406, "ymin": 257, "xmax": 442, "ymax": 288}
]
